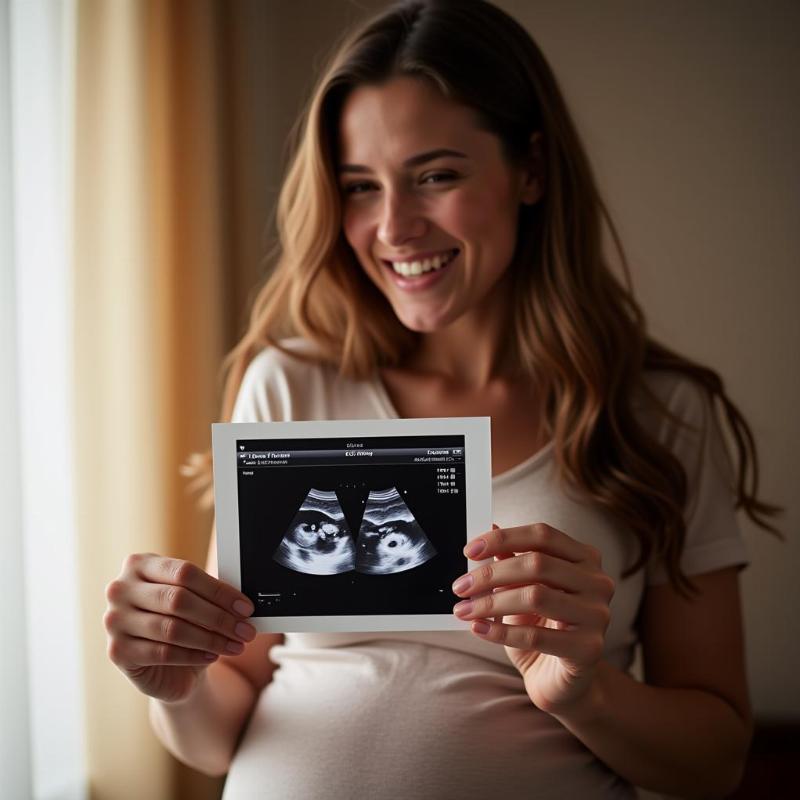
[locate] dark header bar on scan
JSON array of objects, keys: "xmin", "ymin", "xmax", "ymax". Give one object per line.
[{"xmin": 237, "ymin": 447, "xmax": 465, "ymax": 468}]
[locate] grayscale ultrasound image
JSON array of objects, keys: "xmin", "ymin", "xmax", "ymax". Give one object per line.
[
  {"xmin": 355, "ymin": 487, "xmax": 436, "ymax": 575},
  {"xmin": 273, "ymin": 489, "xmax": 356, "ymax": 575}
]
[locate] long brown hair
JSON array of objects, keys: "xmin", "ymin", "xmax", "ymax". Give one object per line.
[{"xmin": 188, "ymin": 0, "xmax": 782, "ymax": 594}]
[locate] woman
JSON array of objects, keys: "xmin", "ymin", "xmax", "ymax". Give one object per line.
[{"xmin": 103, "ymin": 1, "xmax": 781, "ymax": 797}]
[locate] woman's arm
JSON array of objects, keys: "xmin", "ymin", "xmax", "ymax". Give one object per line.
[
  {"xmin": 148, "ymin": 532, "xmax": 285, "ymax": 776},
  {"xmin": 149, "ymin": 633, "xmax": 283, "ymax": 776},
  {"xmin": 553, "ymin": 567, "xmax": 752, "ymax": 798}
]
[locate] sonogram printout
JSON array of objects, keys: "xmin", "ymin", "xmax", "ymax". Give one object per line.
[{"xmin": 212, "ymin": 417, "xmax": 491, "ymax": 632}]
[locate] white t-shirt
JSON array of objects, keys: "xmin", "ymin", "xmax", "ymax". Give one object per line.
[{"xmin": 222, "ymin": 339, "xmax": 748, "ymax": 800}]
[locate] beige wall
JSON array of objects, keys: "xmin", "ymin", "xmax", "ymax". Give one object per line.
[{"xmin": 248, "ymin": 0, "xmax": 798, "ymax": 716}]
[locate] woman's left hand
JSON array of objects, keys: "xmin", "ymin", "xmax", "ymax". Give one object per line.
[{"xmin": 452, "ymin": 523, "xmax": 615, "ymax": 717}]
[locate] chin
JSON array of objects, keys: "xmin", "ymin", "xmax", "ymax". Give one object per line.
[{"xmin": 395, "ymin": 307, "xmax": 457, "ymax": 333}]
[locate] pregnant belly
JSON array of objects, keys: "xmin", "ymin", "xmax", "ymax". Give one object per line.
[{"xmin": 222, "ymin": 642, "xmax": 633, "ymax": 800}]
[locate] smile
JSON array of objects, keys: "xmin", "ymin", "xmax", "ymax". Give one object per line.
[{"xmin": 383, "ymin": 248, "xmax": 459, "ymax": 277}]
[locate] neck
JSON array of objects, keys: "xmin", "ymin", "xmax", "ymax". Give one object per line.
[{"xmin": 406, "ymin": 283, "xmax": 516, "ymax": 389}]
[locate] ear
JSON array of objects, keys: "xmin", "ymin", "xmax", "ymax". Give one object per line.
[{"xmin": 518, "ymin": 131, "xmax": 544, "ymax": 206}]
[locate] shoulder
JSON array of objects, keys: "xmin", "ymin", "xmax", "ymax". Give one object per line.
[
  {"xmin": 233, "ymin": 338, "xmax": 336, "ymax": 423},
  {"xmin": 636, "ymin": 369, "xmax": 717, "ymax": 450},
  {"xmin": 638, "ymin": 369, "xmax": 738, "ymax": 520},
  {"xmin": 233, "ymin": 338, "xmax": 386, "ymax": 423},
  {"xmin": 636, "ymin": 371, "xmax": 746, "ymax": 583},
  {"xmin": 242, "ymin": 337, "xmax": 329, "ymax": 383},
  {"xmin": 638, "ymin": 369, "xmax": 707, "ymax": 413}
]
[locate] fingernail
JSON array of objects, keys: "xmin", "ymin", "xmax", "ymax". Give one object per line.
[
  {"xmin": 464, "ymin": 539, "xmax": 486, "ymax": 559},
  {"xmin": 204, "ymin": 652, "xmax": 218, "ymax": 661},
  {"xmin": 453, "ymin": 599, "xmax": 474, "ymax": 617},
  {"xmin": 452, "ymin": 574, "xmax": 474, "ymax": 594},
  {"xmin": 473, "ymin": 620, "xmax": 491, "ymax": 635},
  {"xmin": 225, "ymin": 640, "xmax": 245, "ymax": 655},
  {"xmin": 235, "ymin": 622, "xmax": 256, "ymax": 641},
  {"xmin": 233, "ymin": 599, "xmax": 253, "ymax": 617}
]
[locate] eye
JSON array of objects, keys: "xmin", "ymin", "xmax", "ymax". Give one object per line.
[
  {"xmin": 342, "ymin": 181, "xmax": 377, "ymax": 195},
  {"xmin": 421, "ymin": 171, "xmax": 457, "ymax": 185}
]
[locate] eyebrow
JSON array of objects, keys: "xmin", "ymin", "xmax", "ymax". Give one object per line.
[{"xmin": 338, "ymin": 148, "xmax": 469, "ymax": 174}]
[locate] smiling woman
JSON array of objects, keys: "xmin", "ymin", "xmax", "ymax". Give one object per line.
[{"xmin": 100, "ymin": 1, "xmax": 785, "ymax": 798}]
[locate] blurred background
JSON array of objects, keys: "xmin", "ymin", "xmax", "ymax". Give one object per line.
[{"xmin": 1, "ymin": 1, "xmax": 797, "ymax": 798}]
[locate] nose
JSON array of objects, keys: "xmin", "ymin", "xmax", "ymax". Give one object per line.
[{"xmin": 377, "ymin": 188, "xmax": 427, "ymax": 247}]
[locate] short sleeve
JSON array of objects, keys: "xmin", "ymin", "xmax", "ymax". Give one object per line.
[{"xmin": 644, "ymin": 376, "xmax": 749, "ymax": 585}]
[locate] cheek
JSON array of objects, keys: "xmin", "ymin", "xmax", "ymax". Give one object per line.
[
  {"xmin": 448, "ymin": 182, "xmax": 513, "ymax": 232},
  {"xmin": 342, "ymin": 209, "xmax": 369, "ymax": 252},
  {"xmin": 341, "ymin": 208, "xmax": 383, "ymax": 283},
  {"xmin": 340, "ymin": 208, "xmax": 362, "ymax": 251},
  {"xmin": 454, "ymin": 189, "xmax": 518, "ymax": 259}
]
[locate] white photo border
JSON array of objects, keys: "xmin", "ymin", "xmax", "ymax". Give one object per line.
[{"xmin": 212, "ymin": 416, "xmax": 492, "ymax": 632}]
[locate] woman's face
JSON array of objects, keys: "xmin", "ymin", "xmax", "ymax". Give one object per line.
[{"xmin": 337, "ymin": 76, "xmax": 541, "ymax": 333}]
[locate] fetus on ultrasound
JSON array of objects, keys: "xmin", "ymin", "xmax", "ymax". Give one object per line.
[
  {"xmin": 355, "ymin": 488, "xmax": 436, "ymax": 575},
  {"xmin": 273, "ymin": 489, "xmax": 356, "ymax": 575}
]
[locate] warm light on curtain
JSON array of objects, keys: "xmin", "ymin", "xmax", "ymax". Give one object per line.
[
  {"xmin": 73, "ymin": 0, "xmax": 173, "ymax": 796},
  {"xmin": 73, "ymin": 0, "xmax": 264, "ymax": 797}
]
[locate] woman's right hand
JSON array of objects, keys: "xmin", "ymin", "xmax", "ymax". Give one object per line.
[{"xmin": 103, "ymin": 553, "xmax": 257, "ymax": 704}]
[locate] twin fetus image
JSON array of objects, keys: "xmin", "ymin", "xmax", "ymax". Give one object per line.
[{"xmin": 274, "ymin": 487, "xmax": 437, "ymax": 576}]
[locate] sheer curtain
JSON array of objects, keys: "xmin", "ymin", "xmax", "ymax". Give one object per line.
[
  {"xmin": 1, "ymin": 1, "xmax": 86, "ymax": 798},
  {"xmin": 0, "ymin": 2, "xmax": 32, "ymax": 795}
]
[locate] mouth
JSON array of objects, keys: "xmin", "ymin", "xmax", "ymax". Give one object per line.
[{"xmin": 381, "ymin": 248, "xmax": 460, "ymax": 278}]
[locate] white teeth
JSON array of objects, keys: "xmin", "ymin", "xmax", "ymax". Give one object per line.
[{"xmin": 390, "ymin": 249, "xmax": 457, "ymax": 277}]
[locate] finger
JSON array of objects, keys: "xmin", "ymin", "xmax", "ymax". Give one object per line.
[
  {"xmin": 492, "ymin": 552, "xmax": 511, "ymax": 626},
  {"xmin": 452, "ymin": 551, "xmax": 589, "ymax": 597},
  {"xmin": 104, "ymin": 608, "xmax": 249, "ymax": 656},
  {"xmin": 464, "ymin": 523, "xmax": 594, "ymax": 564},
  {"xmin": 121, "ymin": 581, "xmax": 257, "ymax": 643},
  {"xmin": 454, "ymin": 583, "xmax": 609, "ymax": 629},
  {"xmin": 122, "ymin": 553, "xmax": 254, "ymax": 617},
  {"xmin": 469, "ymin": 618, "xmax": 604, "ymax": 659},
  {"xmin": 108, "ymin": 633, "xmax": 220, "ymax": 670}
]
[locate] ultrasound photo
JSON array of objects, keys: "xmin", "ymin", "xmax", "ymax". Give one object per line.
[
  {"xmin": 355, "ymin": 487, "xmax": 436, "ymax": 575},
  {"xmin": 273, "ymin": 488, "xmax": 356, "ymax": 575}
]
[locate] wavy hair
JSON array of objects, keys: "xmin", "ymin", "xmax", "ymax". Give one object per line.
[{"xmin": 187, "ymin": 0, "xmax": 782, "ymax": 594}]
